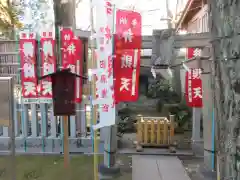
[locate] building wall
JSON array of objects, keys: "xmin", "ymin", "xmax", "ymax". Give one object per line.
[{"xmin": 187, "ymin": 4, "xmax": 209, "ymax": 33}]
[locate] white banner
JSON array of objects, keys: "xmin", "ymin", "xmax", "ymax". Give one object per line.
[{"xmin": 92, "ymin": 0, "xmax": 115, "ymax": 130}]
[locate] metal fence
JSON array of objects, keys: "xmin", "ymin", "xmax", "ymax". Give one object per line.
[{"xmin": 0, "ymin": 40, "xmax": 104, "ymax": 154}]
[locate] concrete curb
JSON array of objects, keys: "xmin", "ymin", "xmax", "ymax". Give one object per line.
[{"xmin": 118, "ymin": 151, "xmax": 194, "ymax": 156}]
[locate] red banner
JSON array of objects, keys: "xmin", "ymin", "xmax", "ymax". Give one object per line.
[
  {"xmin": 185, "ymin": 69, "xmax": 203, "ymax": 107},
  {"xmin": 114, "ymin": 9, "xmax": 142, "ymax": 102},
  {"xmin": 74, "ymin": 37, "xmax": 83, "ymax": 103},
  {"xmin": 60, "ymin": 27, "xmax": 74, "ymax": 68},
  {"xmin": 19, "ymin": 32, "xmax": 38, "ymax": 103},
  {"xmin": 115, "ymin": 9, "xmax": 142, "ymax": 49},
  {"xmin": 60, "ymin": 28, "xmax": 83, "ymax": 103},
  {"xmin": 39, "ymin": 31, "xmax": 56, "ymax": 100}
]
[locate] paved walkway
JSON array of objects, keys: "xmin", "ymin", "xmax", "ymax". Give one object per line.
[{"xmin": 132, "ymin": 155, "xmax": 191, "ymax": 180}]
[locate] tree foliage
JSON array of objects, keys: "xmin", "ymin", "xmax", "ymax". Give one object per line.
[
  {"xmin": 0, "ymin": 0, "xmax": 23, "ymax": 38},
  {"xmin": 147, "ymin": 79, "xmax": 180, "ymax": 103}
]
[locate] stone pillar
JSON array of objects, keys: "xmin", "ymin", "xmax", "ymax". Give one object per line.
[
  {"xmin": 192, "ymin": 107, "xmax": 202, "ymax": 142},
  {"xmin": 201, "ymin": 71, "xmax": 214, "ymax": 170}
]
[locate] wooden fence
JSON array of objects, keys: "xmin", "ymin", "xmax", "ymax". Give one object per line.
[{"xmin": 136, "ymin": 115, "xmax": 175, "ymax": 148}]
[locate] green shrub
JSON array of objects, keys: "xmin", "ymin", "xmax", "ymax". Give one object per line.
[{"xmin": 168, "ymin": 103, "xmax": 192, "ymax": 127}]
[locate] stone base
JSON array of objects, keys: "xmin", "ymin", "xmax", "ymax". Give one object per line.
[
  {"xmin": 191, "ymin": 141, "xmax": 204, "ymax": 157},
  {"xmin": 199, "ymin": 165, "xmax": 217, "ymax": 180},
  {"xmin": 0, "ymin": 137, "xmax": 104, "ymax": 154},
  {"xmin": 98, "ymin": 164, "xmax": 121, "ymax": 180}
]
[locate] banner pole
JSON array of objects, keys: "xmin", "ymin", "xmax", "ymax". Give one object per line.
[
  {"xmin": 89, "ymin": 1, "xmax": 99, "ymax": 180},
  {"xmin": 63, "ymin": 115, "xmax": 69, "ymax": 168}
]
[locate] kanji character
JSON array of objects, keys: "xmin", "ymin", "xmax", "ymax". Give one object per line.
[
  {"xmin": 68, "ymin": 64, "xmax": 76, "ymax": 73},
  {"xmin": 193, "ymin": 48, "xmax": 201, "ymax": 57},
  {"xmin": 132, "ymin": 19, "xmax": 137, "ymax": 27},
  {"xmin": 100, "ymin": 60, "xmax": 106, "ymax": 68},
  {"xmin": 192, "ymin": 69, "xmax": 202, "ymax": 79},
  {"xmin": 189, "ymin": 92, "xmax": 192, "ymax": 102},
  {"xmin": 49, "ymin": 32, "xmax": 53, "ymax": 37},
  {"xmin": 99, "ymin": 37, "xmax": 105, "ymax": 44},
  {"xmin": 42, "ymin": 81, "xmax": 52, "ymax": 95},
  {"xmin": 105, "ymin": 26, "xmax": 111, "ymax": 41},
  {"xmin": 121, "ymin": 54, "xmax": 132, "ymax": 68},
  {"xmin": 23, "ymin": 63, "xmax": 35, "ymax": 78},
  {"xmin": 43, "ymin": 62, "xmax": 54, "ymax": 75},
  {"xmin": 108, "ymin": 67, "xmax": 113, "ymax": 77},
  {"xmin": 29, "ymin": 33, "xmax": 34, "ymax": 39},
  {"xmin": 67, "ymin": 43, "xmax": 76, "ymax": 55},
  {"xmin": 108, "ymin": 57, "xmax": 113, "ymax": 77},
  {"xmin": 123, "ymin": 28, "xmax": 133, "ymax": 42},
  {"xmin": 43, "ymin": 40, "xmax": 53, "ymax": 57},
  {"xmin": 120, "ymin": 17, "xmax": 127, "ymax": 24},
  {"xmin": 120, "ymin": 78, "xmax": 130, "ymax": 91},
  {"xmin": 105, "ymin": 1, "xmax": 112, "ymax": 15},
  {"xmin": 23, "ymin": 42, "xmax": 34, "ymax": 57},
  {"xmin": 101, "ymin": 88, "xmax": 107, "ymax": 98},
  {"xmin": 108, "ymin": 56, "xmax": 113, "ymax": 68},
  {"xmin": 131, "ymin": 70, "xmax": 136, "ymax": 95},
  {"xmin": 42, "ymin": 32, "xmax": 47, "ymax": 37},
  {"xmin": 21, "ymin": 32, "xmax": 26, "ymax": 39},
  {"xmin": 193, "ymin": 87, "xmax": 202, "ymax": 98},
  {"xmin": 100, "ymin": 27, "xmax": 104, "ymax": 32},
  {"xmin": 64, "ymin": 34, "xmax": 71, "ymax": 40},
  {"xmin": 100, "ymin": 46, "xmax": 105, "ymax": 51},
  {"xmin": 23, "ymin": 82, "xmax": 36, "ymax": 96},
  {"xmin": 102, "ymin": 104, "xmax": 109, "ymax": 112},
  {"xmin": 100, "ymin": 74, "xmax": 107, "ymax": 83}
]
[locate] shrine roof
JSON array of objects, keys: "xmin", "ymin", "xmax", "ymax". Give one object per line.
[{"xmin": 175, "ymin": 0, "xmax": 206, "ymax": 31}]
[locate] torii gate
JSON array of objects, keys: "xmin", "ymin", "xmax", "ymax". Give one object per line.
[{"xmin": 151, "ymin": 29, "xmax": 214, "ymax": 171}]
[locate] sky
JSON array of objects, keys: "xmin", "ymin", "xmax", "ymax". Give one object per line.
[{"xmin": 75, "ymin": 0, "xmax": 187, "ymax": 35}]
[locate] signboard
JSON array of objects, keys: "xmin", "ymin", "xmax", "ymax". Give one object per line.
[
  {"xmin": 185, "ymin": 68, "xmax": 203, "ymax": 107},
  {"xmin": 19, "ymin": 31, "xmax": 38, "ymax": 103},
  {"xmin": 40, "ymin": 70, "xmax": 79, "ymax": 116},
  {"xmin": 52, "ymin": 72, "xmax": 76, "ymax": 116},
  {"xmin": 0, "ymin": 77, "xmax": 14, "ymax": 126}
]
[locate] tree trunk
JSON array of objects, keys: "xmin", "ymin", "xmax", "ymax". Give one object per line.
[
  {"xmin": 208, "ymin": 0, "xmax": 240, "ymax": 179},
  {"xmin": 53, "ymin": 0, "xmax": 75, "ymax": 28}
]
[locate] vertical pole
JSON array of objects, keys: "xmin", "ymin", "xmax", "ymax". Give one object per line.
[
  {"xmin": 10, "ymin": 78, "xmax": 16, "ymax": 180},
  {"xmin": 13, "ymin": 97, "xmax": 19, "ymax": 136},
  {"xmin": 89, "ymin": 1, "xmax": 99, "ymax": 179},
  {"xmin": 165, "ymin": 0, "xmax": 171, "ymax": 29},
  {"xmin": 70, "ymin": 116, "xmax": 76, "ymax": 137},
  {"xmin": 30, "ymin": 104, "xmax": 38, "ymax": 137},
  {"xmin": 50, "ymin": 109, "xmax": 57, "ymax": 137},
  {"xmin": 76, "ymin": 103, "xmax": 81, "ymax": 134},
  {"xmin": 63, "ymin": 115, "xmax": 69, "ymax": 168}
]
